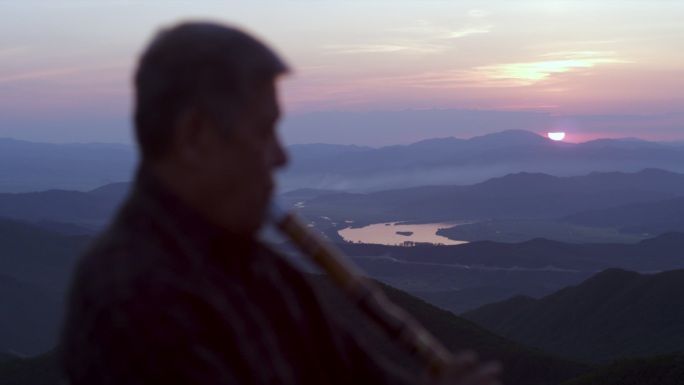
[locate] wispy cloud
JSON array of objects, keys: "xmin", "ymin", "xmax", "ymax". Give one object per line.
[
  {"xmin": 321, "ymin": 50, "xmax": 631, "ymax": 92},
  {"xmin": 476, "ymin": 52, "xmax": 630, "ymax": 85},
  {"xmin": 540, "ymin": 51, "xmax": 617, "ymax": 59},
  {"xmin": 448, "ymin": 26, "xmax": 491, "ymax": 39},
  {"xmin": 323, "ymin": 42, "xmax": 446, "ymax": 55},
  {"xmin": 325, "ymin": 10, "xmax": 492, "ymax": 56},
  {"xmin": 337, "ymin": 69, "xmax": 506, "ymax": 91},
  {"xmin": 0, "ymin": 62, "xmax": 128, "ymax": 85},
  {"xmin": 0, "ymin": 68, "xmax": 82, "ymax": 84},
  {"xmin": 394, "ymin": 14, "xmax": 492, "ymax": 40}
]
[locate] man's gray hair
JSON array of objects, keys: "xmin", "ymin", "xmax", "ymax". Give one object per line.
[{"xmin": 134, "ymin": 21, "xmax": 289, "ymax": 159}]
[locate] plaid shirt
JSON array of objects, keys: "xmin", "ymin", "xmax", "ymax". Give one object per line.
[{"xmin": 60, "ymin": 168, "xmax": 411, "ymax": 384}]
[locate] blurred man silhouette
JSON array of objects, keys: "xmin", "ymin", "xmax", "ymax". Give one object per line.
[{"xmin": 60, "ymin": 21, "xmax": 501, "ymax": 385}]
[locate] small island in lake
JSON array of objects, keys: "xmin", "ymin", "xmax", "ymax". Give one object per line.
[{"xmin": 396, "ymin": 231, "xmax": 413, "ymax": 236}]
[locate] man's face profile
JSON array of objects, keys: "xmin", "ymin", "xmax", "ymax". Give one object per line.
[
  {"xmin": 129, "ymin": 22, "xmax": 291, "ymax": 237},
  {"xmin": 193, "ymin": 80, "xmax": 287, "ymax": 235}
]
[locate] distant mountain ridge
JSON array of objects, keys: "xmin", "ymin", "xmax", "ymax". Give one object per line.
[
  {"xmin": 0, "ymin": 183, "xmax": 131, "ymax": 230},
  {"xmin": 463, "ymin": 268, "xmax": 684, "ymax": 362},
  {"xmin": 11, "ymin": 168, "xmax": 684, "ymax": 233},
  {"xmin": 297, "ymin": 169, "xmax": 684, "ymax": 225},
  {"xmin": 0, "ymin": 138, "xmax": 137, "ymax": 193},
  {"xmin": 5, "ymin": 169, "xmax": 684, "ymax": 238},
  {"xmin": 5, "ymin": 131, "xmax": 684, "ymax": 193},
  {"xmin": 280, "ymin": 130, "xmax": 684, "ymax": 192}
]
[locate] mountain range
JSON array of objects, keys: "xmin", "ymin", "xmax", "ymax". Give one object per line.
[
  {"xmin": 6, "ymin": 268, "xmax": 683, "ymax": 384},
  {"xmin": 0, "ymin": 182, "xmax": 130, "ymax": 232},
  {"xmin": 1, "ymin": 274, "xmax": 590, "ymax": 385},
  {"xmin": 295, "ymin": 168, "xmax": 684, "ymax": 226},
  {"xmin": 3, "ymin": 163, "xmax": 684, "ymax": 322},
  {"xmin": 5, "ymin": 131, "xmax": 684, "ymax": 194},
  {"xmin": 9, "ymin": 167, "xmax": 684, "ymax": 243},
  {"xmin": 463, "ymin": 268, "xmax": 684, "ymax": 363},
  {"xmin": 280, "ymin": 130, "xmax": 684, "ymax": 192},
  {"xmin": 0, "ymin": 212, "xmax": 592, "ymax": 384},
  {"xmin": 280, "ymin": 231, "xmax": 684, "ymax": 316},
  {"xmin": 3, "ymin": 131, "xmax": 684, "ymax": 382},
  {"xmin": 0, "ymin": 138, "xmax": 136, "ymax": 193}
]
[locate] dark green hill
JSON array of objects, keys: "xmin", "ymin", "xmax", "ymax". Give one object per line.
[
  {"xmin": 0, "ymin": 218, "xmax": 89, "ymax": 355},
  {"xmin": 0, "ymin": 351, "xmax": 60, "ymax": 385},
  {"xmin": 561, "ymin": 196, "xmax": 684, "ymax": 236},
  {"xmin": 1, "ymin": 278, "xmax": 589, "ymax": 385},
  {"xmin": 324, "ymin": 233, "xmax": 684, "ymax": 314},
  {"xmin": 0, "ymin": 274, "xmax": 62, "ymax": 356},
  {"xmin": 312, "ymin": 276, "xmax": 590, "ymax": 385},
  {"xmin": 561, "ymin": 354, "xmax": 684, "ymax": 385},
  {"xmin": 0, "ymin": 352, "xmax": 19, "ymax": 364},
  {"xmin": 463, "ymin": 268, "xmax": 684, "ymax": 363},
  {"xmin": 0, "ymin": 217, "xmax": 88, "ymax": 291}
]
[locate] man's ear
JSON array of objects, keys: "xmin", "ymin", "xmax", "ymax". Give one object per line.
[{"xmin": 172, "ymin": 107, "xmax": 219, "ymax": 166}]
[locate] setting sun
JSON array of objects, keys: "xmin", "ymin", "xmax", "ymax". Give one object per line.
[{"xmin": 548, "ymin": 132, "xmax": 566, "ymax": 141}]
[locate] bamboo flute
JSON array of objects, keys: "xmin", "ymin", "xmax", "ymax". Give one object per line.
[{"xmin": 268, "ymin": 203, "xmax": 456, "ymax": 375}]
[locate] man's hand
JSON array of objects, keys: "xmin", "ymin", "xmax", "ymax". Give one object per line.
[{"xmin": 423, "ymin": 351, "xmax": 502, "ymax": 385}]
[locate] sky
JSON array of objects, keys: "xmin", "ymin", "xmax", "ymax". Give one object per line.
[{"xmin": 0, "ymin": 1, "xmax": 683, "ymax": 146}]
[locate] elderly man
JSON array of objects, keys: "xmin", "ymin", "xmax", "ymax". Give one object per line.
[{"xmin": 60, "ymin": 22, "xmax": 501, "ymax": 385}]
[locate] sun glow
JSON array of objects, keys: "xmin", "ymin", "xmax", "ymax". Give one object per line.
[
  {"xmin": 548, "ymin": 132, "xmax": 566, "ymax": 141},
  {"xmin": 478, "ymin": 57, "xmax": 626, "ymax": 85}
]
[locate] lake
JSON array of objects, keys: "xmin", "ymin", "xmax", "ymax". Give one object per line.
[{"xmin": 338, "ymin": 222, "xmax": 468, "ymax": 246}]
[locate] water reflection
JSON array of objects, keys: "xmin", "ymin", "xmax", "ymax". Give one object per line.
[{"xmin": 338, "ymin": 222, "xmax": 467, "ymax": 246}]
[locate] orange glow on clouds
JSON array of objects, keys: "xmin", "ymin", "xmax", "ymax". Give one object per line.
[{"xmin": 477, "ymin": 57, "xmax": 628, "ymax": 85}]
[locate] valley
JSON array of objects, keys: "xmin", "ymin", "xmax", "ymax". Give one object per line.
[{"xmin": 3, "ymin": 131, "xmax": 684, "ymax": 384}]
